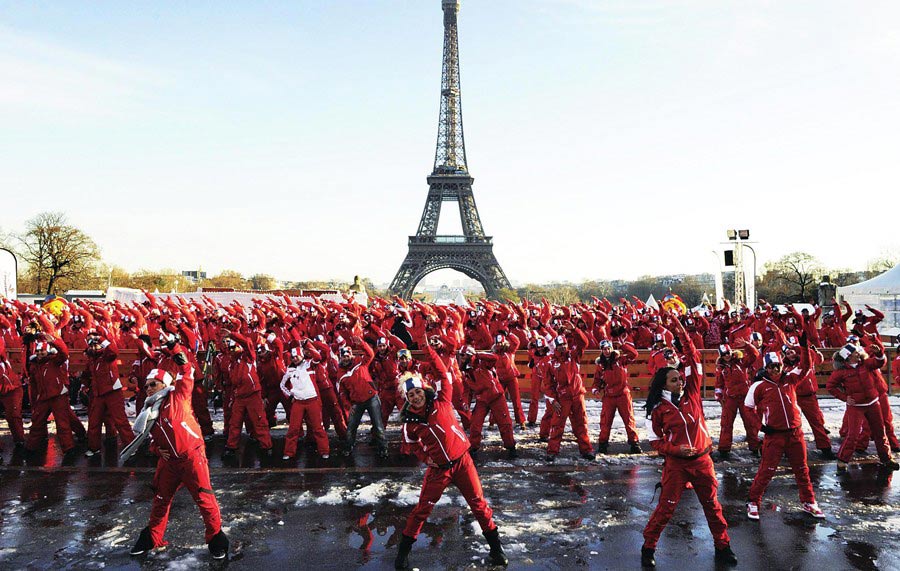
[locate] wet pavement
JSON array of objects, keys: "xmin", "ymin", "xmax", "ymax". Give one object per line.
[{"xmin": 1, "ymin": 406, "xmax": 900, "ymax": 570}]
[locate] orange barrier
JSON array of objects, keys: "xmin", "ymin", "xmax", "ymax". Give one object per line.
[{"xmin": 8, "ymin": 347, "xmax": 896, "ymax": 399}]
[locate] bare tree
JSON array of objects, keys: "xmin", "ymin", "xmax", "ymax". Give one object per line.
[
  {"xmin": 16, "ymin": 212, "xmax": 100, "ymax": 295},
  {"xmin": 763, "ymin": 252, "xmax": 823, "ymax": 303}
]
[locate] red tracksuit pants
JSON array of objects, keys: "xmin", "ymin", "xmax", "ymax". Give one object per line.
[
  {"xmin": 597, "ymin": 391, "xmax": 639, "ymax": 445},
  {"xmin": 795, "ymin": 393, "xmax": 832, "ymax": 450},
  {"xmin": 263, "ymin": 384, "xmax": 292, "ymax": 428},
  {"xmin": 526, "ymin": 378, "xmax": 542, "ymax": 424},
  {"xmin": 718, "ymin": 393, "xmax": 760, "ymax": 452},
  {"xmin": 0, "ymin": 386, "xmax": 25, "ymax": 443},
  {"xmin": 402, "ymin": 452, "xmax": 496, "ymax": 539},
  {"xmin": 547, "ymin": 396, "xmax": 592, "ymax": 456},
  {"xmin": 643, "ymin": 453, "xmax": 730, "ymax": 549},
  {"xmin": 748, "ymin": 428, "xmax": 815, "ymax": 504},
  {"xmin": 148, "ymin": 449, "xmax": 221, "ymax": 546},
  {"xmin": 379, "ymin": 389, "xmax": 406, "ymax": 426},
  {"xmin": 192, "ymin": 384, "xmax": 214, "ymax": 437},
  {"xmin": 26, "ymin": 394, "xmax": 75, "ymax": 452},
  {"xmin": 283, "ymin": 397, "xmax": 330, "ymax": 457},
  {"xmin": 838, "ymin": 403, "xmax": 893, "ymax": 463},
  {"xmin": 499, "ymin": 376, "xmax": 525, "ymax": 425},
  {"xmin": 469, "ymin": 395, "xmax": 515, "ymax": 450},
  {"xmin": 87, "ymin": 390, "xmax": 135, "ymax": 451},
  {"xmin": 839, "ymin": 393, "xmax": 899, "ymax": 451},
  {"xmin": 319, "ymin": 385, "xmax": 348, "ymax": 440},
  {"xmin": 226, "ymin": 392, "xmax": 273, "ymax": 450}
]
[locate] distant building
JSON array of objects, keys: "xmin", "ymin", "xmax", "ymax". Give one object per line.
[{"xmin": 181, "ymin": 269, "xmax": 207, "ymax": 283}]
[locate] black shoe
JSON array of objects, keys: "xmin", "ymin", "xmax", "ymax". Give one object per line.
[
  {"xmin": 62, "ymin": 448, "xmax": 78, "ymax": 465},
  {"xmin": 819, "ymin": 448, "xmax": 836, "ymax": 460},
  {"xmin": 208, "ymin": 529, "xmax": 229, "ymax": 560},
  {"xmin": 483, "ymin": 527, "xmax": 508, "ymax": 566},
  {"xmin": 506, "ymin": 446, "xmax": 518, "ymax": 460},
  {"xmin": 641, "ymin": 546, "xmax": 656, "ymax": 567},
  {"xmin": 545, "ymin": 454, "xmax": 556, "ymax": 463},
  {"xmin": 629, "ymin": 442, "xmax": 643, "ymax": 454},
  {"xmin": 716, "ymin": 450, "xmax": 731, "ymax": 461},
  {"xmin": 527, "ymin": 422, "xmax": 536, "ymax": 428},
  {"xmin": 538, "ymin": 436, "xmax": 548, "ymax": 443},
  {"xmin": 596, "ymin": 442, "xmax": 608, "ymax": 455},
  {"xmin": 881, "ymin": 459, "xmax": 900, "ymax": 471},
  {"xmin": 130, "ymin": 527, "xmax": 154, "ymax": 556},
  {"xmin": 222, "ymin": 448, "xmax": 236, "ymax": 459},
  {"xmin": 394, "ymin": 534, "xmax": 415, "ymax": 570},
  {"xmin": 715, "ymin": 545, "xmax": 738, "ymax": 565},
  {"xmin": 891, "ymin": 447, "xmax": 900, "ymax": 454},
  {"xmin": 377, "ymin": 447, "xmax": 389, "ymax": 459},
  {"xmin": 750, "ymin": 448, "xmax": 761, "ymax": 458},
  {"xmin": 14, "ymin": 441, "xmax": 25, "ymax": 451},
  {"xmin": 581, "ymin": 452, "xmax": 596, "ymax": 461}
]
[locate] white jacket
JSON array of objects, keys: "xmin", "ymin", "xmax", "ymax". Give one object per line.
[{"xmin": 281, "ymin": 362, "xmax": 319, "ymax": 401}]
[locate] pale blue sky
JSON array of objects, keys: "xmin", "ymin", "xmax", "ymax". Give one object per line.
[{"xmin": 2, "ymin": 1, "xmax": 899, "ymax": 286}]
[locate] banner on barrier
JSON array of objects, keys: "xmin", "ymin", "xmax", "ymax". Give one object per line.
[{"xmin": 0, "ymin": 249, "xmax": 16, "ymax": 300}]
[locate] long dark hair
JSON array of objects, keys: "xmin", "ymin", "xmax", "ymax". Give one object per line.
[{"xmin": 645, "ymin": 366, "xmax": 677, "ymax": 418}]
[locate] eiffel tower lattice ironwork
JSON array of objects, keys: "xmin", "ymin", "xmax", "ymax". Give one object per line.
[{"xmin": 389, "ymin": 0, "xmax": 511, "ymax": 299}]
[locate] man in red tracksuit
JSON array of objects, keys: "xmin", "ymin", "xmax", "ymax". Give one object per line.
[
  {"xmin": 545, "ymin": 330, "xmax": 594, "ymax": 462},
  {"xmin": 592, "ymin": 339, "xmax": 641, "ymax": 454},
  {"xmin": 394, "ymin": 372, "xmax": 507, "ymax": 571},
  {"xmin": 427, "ymin": 334, "xmax": 471, "ymax": 430},
  {"xmin": 827, "ymin": 342, "xmax": 899, "ymax": 470},
  {"xmin": 310, "ymin": 338, "xmax": 348, "ymax": 440},
  {"xmin": 222, "ymin": 332, "xmax": 273, "ymax": 457},
  {"xmin": 493, "ymin": 334, "xmax": 525, "ymax": 429},
  {"xmin": 128, "ymin": 363, "xmax": 229, "ymax": 560},
  {"xmin": 745, "ymin": 350, "xmax": 827, "ymax": 520},
  {"xmin": 369, "ymin": 336, "xmax": 405, "ymax": 426},
  {"xmin": 83, "ymin": 331, "xmax": 135, "ymax": 456},
  {"xmin": 458, "ymin": 346, "xmax": 516, "ymax": 458},
  {"xmin": 713, "ymin": 342, "xmax": 760, "ymax": 459},
  {"xmin": 0, "ymin": 335, "xmax": 25, "ymax": 453},
  {"xmin": 25, "ymin": 336, "xmax": 76, "ymax": 460}
]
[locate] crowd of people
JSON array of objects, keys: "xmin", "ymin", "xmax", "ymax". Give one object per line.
[{"xmin": 0, "ymin": 291, "xmax": 899, "ymax": 567}]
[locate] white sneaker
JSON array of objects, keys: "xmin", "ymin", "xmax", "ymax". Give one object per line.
[
  {"xmin": 747, "ymin": 502, "xmax": 760, "ymax": 520},
  {"xmin": 321, "ymin": 454, "xmax": 330, "ymax": 459},
  {"xmin": 801, "ymin": 502, "xmax": 825, "ymax": 518},
  {"xmin": 85, "ymin": 449, "xmax": 100, "ymax": 457},
  {"xmin": 282, "ymin": 455, "xmax": 290, "ymax": 461}
]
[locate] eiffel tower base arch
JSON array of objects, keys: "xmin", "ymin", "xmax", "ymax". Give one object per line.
[{"xmin": 389, "ymin": 244, "xmax": 511, "ymax": 300}]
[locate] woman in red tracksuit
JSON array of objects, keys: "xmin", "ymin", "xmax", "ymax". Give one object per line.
[
  {"xmin": 827, "ymin": 342, "xmax": 900, "ymax": 471},
  {"xmin": 0, "ymin": 336, "xmax": 25, "ymax": 453},
  {"xmin": 744, "ymin": 347, "xmax": 827, "ymax": 520},
  {"xmin": 493, "ymin": 334, "xmax": 525, "ymax": 428},
  {"xmin": 394, "ymin": 372, "xmax": 507, "ymax": 571},
  {"xmin": 641, "ymin": 315, "xmax": 736, "ymax": 568},
  {"xmin": 129, "ymin": 358, "xmax": 229, "ymax": 560},
  {"xmin": 592, "ymin": 339, "xmax": 641, "ymax": 454}
]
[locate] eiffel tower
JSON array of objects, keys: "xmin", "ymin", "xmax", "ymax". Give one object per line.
[{"xmin": 389, "ymin": 0, "xmax": 511, "ymax": 300}]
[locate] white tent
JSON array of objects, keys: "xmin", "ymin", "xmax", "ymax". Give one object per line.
[{"xmin": 838, "ymin": 265, "xmax": 900, "ymax": 336}]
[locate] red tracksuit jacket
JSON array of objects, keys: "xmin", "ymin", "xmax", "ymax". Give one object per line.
[
  {"xmin": 401, "ymin": 385, "xmax": 470, "ymax": 465},
  {"xmin": 150, "ymin": 362, "xmax": 205, "ymax": 459},
  {"xmin": 592, "ymin": 342, "xmax": 638, "ymax": 397},
  {"xmin": 85, "ymin": 340, "xmax": 122, "ymax": 396},
  {"xmin": 28, "ymin": 337, "xmax": 70, "ymax": 402}
]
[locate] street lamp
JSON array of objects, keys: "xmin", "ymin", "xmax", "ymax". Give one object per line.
[{"xmin": 722, "ymin": 230, "xmax": 753, "ymax": 307}]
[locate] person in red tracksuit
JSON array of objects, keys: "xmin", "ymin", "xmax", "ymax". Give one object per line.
[
  {"xmin": 280, "ymin": 344, "xmax": 329, "ymax": 460},
  {"xmin": 338, "ymin": 337, "xmax": 388, "ymax": 458},
  {"xmin": 257, "ymin": 337, "xmax": 288, "ymax": 428},
  {"xmin": 744, "ymin": 350, "xmax": 827, "ymax": 520},
  {"xmin": 526, "ymin": 338, "xmax": 554, "ymax": 439},
  {"xmin": 128, "ymin": 363, "xmax": 229, "ymax": 560},
  {"xmin": 545, "ymin": 330, "xmax": 594, "ymax": 462},
  {"xmin": 25, "ymin": 336, "xmax": 77, "ymax": 460},
  {"xmin": 310, "ymin": 338, "xmax": 348, "ymax": 441},
  {"xmin": 426, "ymin": 334, "xmax": 471, "ymax": 430},
  {"xmin": 827, "ymin": 342, "xmax": 900, "ymax": 471},
  {"xmin": 493, "ymin": 334, "xmax": 525, "ymax": 429},
  {"xmin": 642, "ymin": 362, "xmax": 737, "ymax": 568},
  {"xmin": 393, "ymin": 372, "xmax": 507, "ymax": 571},
  {"xmin": 713, "ymin": 342, "xmax": 760, "ymax": 460},
  {"xmin": 592, "ymin": 339, "xmax": 641, "ymax": 454},
  {"xmin": 458, "ymin": 346, "xmax": 517, "ymax": 458},
  {"xmin": 222, "ymin": 332, "xmax": 273, "ymax": 457},
  {"xmin": 787, "ymin": 343, "xmax": 835, "ymax": 459},
  {"xmin": 370, "ymin": 335, "xmax": 405, "ymax": 426},
  {"xmin": 0, "ymin": 336, "xmax": 25, "ymax": 454},
  {"xmin": 83, "ymin": 331, "xmax": 135, "ymax": 456}
]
